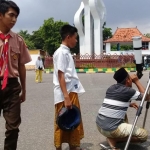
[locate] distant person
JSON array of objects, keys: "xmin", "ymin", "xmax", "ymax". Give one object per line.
[
  {"xmin": 35, "ymin": 56, "xmax": 44, "ymax": 83},
  {"xmin": 53, "ymin": 24, "xmax": 85, "ymax": 150},
  {"xmin": 40, "ymin": 49, "xmax": 45, "ymax": 68},
  {"xmin": 96, "ymin": 68, "xmax": 148, "ymax": 150},
  {"xmin": 0, "ymin": 0, "xmax": 31, "ymax": 149}
]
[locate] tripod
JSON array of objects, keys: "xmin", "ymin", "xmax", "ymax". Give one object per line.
[{"xmin": 124, "ymin": 73, "xmax": 150, "ymax": 150}]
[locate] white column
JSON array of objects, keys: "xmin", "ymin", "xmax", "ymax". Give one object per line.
[
  {"xmin": 89, "ymin": 0, "xmax": 106, "ymax": 55},
  {"xmin": 82, "ymin": 0, "xmax": 93, "ymax": 55},
  {"xmin": 74, "ymin": 2, "xmax": 85, "ymax": 55},
  {"xmin": 106, "ymin": 43, "xmax": 111, "ymax": 53}
]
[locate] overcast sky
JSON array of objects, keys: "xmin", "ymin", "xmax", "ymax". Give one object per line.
[{"xmin": 13, "ymin": 0, "xmax": 150, "ymax": 34}]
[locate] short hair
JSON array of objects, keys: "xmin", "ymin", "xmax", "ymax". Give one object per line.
[
  {"xmin": 60, "ymin": 24, "xmax": 78, "ymax": 41},
  {"xmin": 0, "ymin": 0, "xmax": 20, "ymax": 16}
]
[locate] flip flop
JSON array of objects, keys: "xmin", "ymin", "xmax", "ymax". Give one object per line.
[
  {"xmin": 100, "ymin": 144, "xmax": 110, "ymax": 149},
  {"xmin": 74, "ymin": 148, "xmax": 87, "ymax": 150},
  {"xmin": 100, "ymin": 144, "xmax": 120, "ymax": 150}
]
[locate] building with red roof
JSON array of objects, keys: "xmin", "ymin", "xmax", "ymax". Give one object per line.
[{"xmin": 104, "ymin": 27, "xmax": 150, "ymax": 55}]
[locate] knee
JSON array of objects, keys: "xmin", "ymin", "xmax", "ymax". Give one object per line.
[{"xmin": 139, "ymin": 128, "xmax": 148, "ymax": 142}]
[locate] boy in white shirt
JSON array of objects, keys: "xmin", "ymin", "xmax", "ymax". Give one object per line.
[{"xmin": 53, "ymin": 25, "xmax": 85, "ymax": 150}]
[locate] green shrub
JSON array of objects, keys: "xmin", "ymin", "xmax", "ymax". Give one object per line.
[{"xmin": 122, "ymin": 62, "xmax": 135, "ymax": 68}]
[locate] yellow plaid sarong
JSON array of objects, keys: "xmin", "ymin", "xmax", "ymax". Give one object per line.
[{"xmin": 54, "ymin": 92, "xmax": 84, "ymax": 148}]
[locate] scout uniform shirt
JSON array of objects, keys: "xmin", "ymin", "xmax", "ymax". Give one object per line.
[
  {"xmin": 53, "ymin": 44, "xmax": 85, "ymax": 105},
  {"xmin": 0, "ymin": 30, "xmax": 31, "ymax": 78}
]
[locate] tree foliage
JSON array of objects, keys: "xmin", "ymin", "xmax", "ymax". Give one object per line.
[
  {"xmin": 18, "ymin": 18, "xmax": 68, "ymax": 56},
  {"xmin": 19, "ymin": 17, "xmax": 150, "ymax": 55},
  {"xmin": 145, "ymin": 33, "xmax": 150, "ymax": 38},
  {"xmin": 18, "ymin": 30, "xmax": 36, "ymax": 49},
  {"xmin": 111, "ymin": 45, "xmax": 133, "ymax": 51},
  {"xmin": 103, "ymin": 27, "xmax": 113, "ymax": 41},
  {"xmin": 30, "ymin": 29, "xmax": 44, "ymax": 50},
  {"xmin": 40, "ymin": 18, "xmax": 68, "ymax": 56}
]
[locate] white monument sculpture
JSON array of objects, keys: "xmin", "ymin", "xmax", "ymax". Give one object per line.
[{"xmin": 74, "ymin": 0, "xmax": 106, "ymax": 56}]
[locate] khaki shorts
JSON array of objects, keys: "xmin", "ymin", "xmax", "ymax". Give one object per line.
[{"xmin": 97, "ymin": 123, "xmax": 148, "ymax": 142}]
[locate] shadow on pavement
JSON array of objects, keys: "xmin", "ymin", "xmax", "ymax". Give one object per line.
[
  {"xmin": 100, "ymin": 139, "xmax": 150, "ymax": 150},
  {"xmin": 64, "ymin": 143, "xmax": 93, "ymax": 150}
]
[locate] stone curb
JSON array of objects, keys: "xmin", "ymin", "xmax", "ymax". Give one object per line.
[{"xmin": 44, "ymin": 68, "xmax": 136, "ymax": 74}]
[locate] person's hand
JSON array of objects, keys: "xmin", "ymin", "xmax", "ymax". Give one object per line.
[
  {"xmin": 130, "ymin": 74, "xmax": 139, "ymax": 84},
  {"xmin": 129, "ymin": 102, "xmax": 139, "ymax": 110},
  {"xmin": 19, "ymin": 91, "xmax": 26, "ymax": 103},
  {"xmin": 64, "ymin": 96, "xmax": 72, "ymax": 109}
]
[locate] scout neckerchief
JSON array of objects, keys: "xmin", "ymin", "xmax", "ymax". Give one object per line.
[{"xmin": 0, "ymin": 33, "xmax": 11, "ymax": 90}]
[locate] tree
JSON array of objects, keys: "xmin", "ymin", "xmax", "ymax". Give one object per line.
[
  {"xmin": 25, "ymin": 40, "xmax": 36, "ymax": 50},
  {"xmin": 40, "ymin": 18, "xmax": 68, "ymax": 56},
  {"xmin": 103, "ymin": 27, "xmax": 113, "ymax": 41},
  {"xmin": 18, "ymin": 30, "xmax": 30, "ymax": 39},
  {"xmin": 30, "ymin": 29, "xmax": 44, "ymax": 50},
  {"xmin": 18, "ymin": 30, "xmax": 35, "ymax": 49},
  {"xmin": 145, "ymin": 33, "xmax": 150, "ymax": 38}
]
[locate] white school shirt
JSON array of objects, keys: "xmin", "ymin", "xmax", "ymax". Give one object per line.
[
  {"xmin": 53, "ymin": 44, "xmax": 85, "ymax": 105},
  {"xmin": 35, "ymin": 59, "xmax": 44, "ymax": 70}
]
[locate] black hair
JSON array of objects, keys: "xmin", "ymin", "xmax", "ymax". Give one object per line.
[
  {"xmin": 0, "ymin": 0, "xmax": 20, "ymax": 16},
  {"xmin": 60, "ymin": 24, "xmax": 78, "ymax": 40}
]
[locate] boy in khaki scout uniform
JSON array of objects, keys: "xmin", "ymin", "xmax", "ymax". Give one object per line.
[{"xmin": 0, "ymin": 0, "xmax": 31, "ymax": 150}]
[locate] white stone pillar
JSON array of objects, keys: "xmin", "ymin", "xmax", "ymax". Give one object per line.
[
  {"xmin": 82, "ymin": 0, "xmax": 93, "ymax": 55},
  {"xmin": 89, "ymin": 0, "xmax": 106, "ymax": 55},
  {"xmin": 74, "ymin": 2, "xmax": 85, "ymax": 55}
]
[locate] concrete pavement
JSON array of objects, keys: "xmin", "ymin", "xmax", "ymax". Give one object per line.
[{"xmin": 0, "ymin": 71, "xmax": 150, "ymax": 150}]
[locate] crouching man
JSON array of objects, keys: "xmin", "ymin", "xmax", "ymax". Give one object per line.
[{"xmin": 96, "ymin": 68, "xmax": 148, "ymax": 150}]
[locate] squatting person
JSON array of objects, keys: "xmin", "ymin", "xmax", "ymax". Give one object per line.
[{"xmin": 96, "ymin": 68, "xmax": 148, "ymax": 150}]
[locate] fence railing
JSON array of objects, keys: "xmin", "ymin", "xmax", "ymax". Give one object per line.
[{"xmin": 44, "ymin": 53, "xmax": 135, "ymax": 69}]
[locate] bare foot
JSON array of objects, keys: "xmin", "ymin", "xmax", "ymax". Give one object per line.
[
  {"xmin": 106, "ymin": 138, "xmax": 116, "ymax": 147},
  {"xmin": 106, "ymin": 138, "xmax": 121, "ymax": 150}
]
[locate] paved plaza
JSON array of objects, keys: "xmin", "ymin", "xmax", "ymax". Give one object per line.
[{"xmin": 0, "ymin": 71, "xmax": 150, "ymax": 150}]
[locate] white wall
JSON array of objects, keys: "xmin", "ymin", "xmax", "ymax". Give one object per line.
[
  {"xmin": 106, "ymin": 50, "xmax": 150, "ymax": 55},
  {"xmin": 25, "ymin": 54, "xmax": 39, "ymax": 66},
  {"xmin": 105, "ymin": 42, "xmax": 150, "ymax": 55}
]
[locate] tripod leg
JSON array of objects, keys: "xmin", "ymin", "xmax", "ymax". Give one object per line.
[
  {"xmin": 143, "ymin": 82, "xmax": 150, "ymax": 128},
  {"xmin": 142, "ymin": 101, "xmax": 150, "ymax": 128},
  {"xmin": 124, "ymin": 78, "xmax": 150, "ymax": 150}
]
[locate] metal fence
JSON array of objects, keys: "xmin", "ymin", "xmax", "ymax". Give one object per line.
[{"xmin": 44, "ymin": 53, "xmax": 135, "ymax": 69}]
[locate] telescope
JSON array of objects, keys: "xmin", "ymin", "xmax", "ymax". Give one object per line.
[
  {"xmin": 132, "ymin": 36, "xmax": 143, "ymax": 79},
  {"xmin": 124, "ymin": 36, "xmax": 150, "ymax": 150}
]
